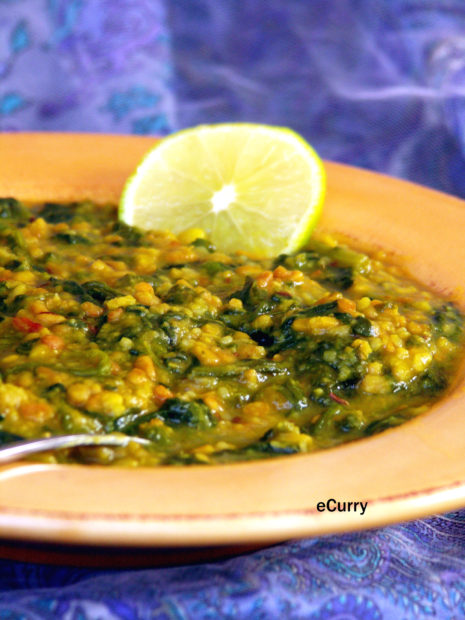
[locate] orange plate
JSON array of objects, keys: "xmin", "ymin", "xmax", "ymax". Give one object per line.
[{"xmin": 1, "ymin": 132, "xmax": 465, "ymax": 549}]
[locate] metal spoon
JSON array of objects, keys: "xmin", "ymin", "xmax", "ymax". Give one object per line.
[{"xmin": 0, "ymin": 434, "xmax": 152, "ymax": 465}]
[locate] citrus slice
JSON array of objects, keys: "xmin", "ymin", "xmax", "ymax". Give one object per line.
[{"xmin": 120, "ymin": 123, "xmax": 326, "ymax": 257}]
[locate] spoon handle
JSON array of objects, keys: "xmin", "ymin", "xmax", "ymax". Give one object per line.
[{"xmin": 0, "ymin": 434, "xmax": 151, "ymax": 465}]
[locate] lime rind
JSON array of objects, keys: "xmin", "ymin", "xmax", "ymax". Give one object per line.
[{"xmin": 284, "ymin": 146, "xmax": 326, "ymax": 254}]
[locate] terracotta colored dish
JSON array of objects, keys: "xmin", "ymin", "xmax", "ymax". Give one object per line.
[{"xmin": 0, "ymin": 132, "xmax": 465, "ymax": 549}]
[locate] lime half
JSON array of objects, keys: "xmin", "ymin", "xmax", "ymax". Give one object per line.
[{"xmin": 120, "ymin": 123, "xmax": 326, "ymax": 257}]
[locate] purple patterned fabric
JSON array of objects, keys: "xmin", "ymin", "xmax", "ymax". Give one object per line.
[
  {"xmin": 0, "ymin": 0, "xmax": 174, "ymax": 134},
  {"xmin": 1, "ymin": 513, "xmax": 465, "ymax": 618},
  {"xmin": 2, "ymin": 0, "xmax": 465, "ymax": 197},
  {"xmin": 1, "ymin": 1, "xmax": 465, "ymax": 618}
]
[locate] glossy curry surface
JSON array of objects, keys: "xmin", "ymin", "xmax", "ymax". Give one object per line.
[{"xmin": 0, "ymin": 198, "xmax": 462, "ymax": 466}]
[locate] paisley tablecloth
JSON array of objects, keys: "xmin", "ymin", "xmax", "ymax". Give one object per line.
[
  {"xmin": 1, "ymin": 512, "xmax": 465, "ymax": 619},
  {"xmin": 1, "ymin": 1, "xmax": 465, "ymax": 618}
]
